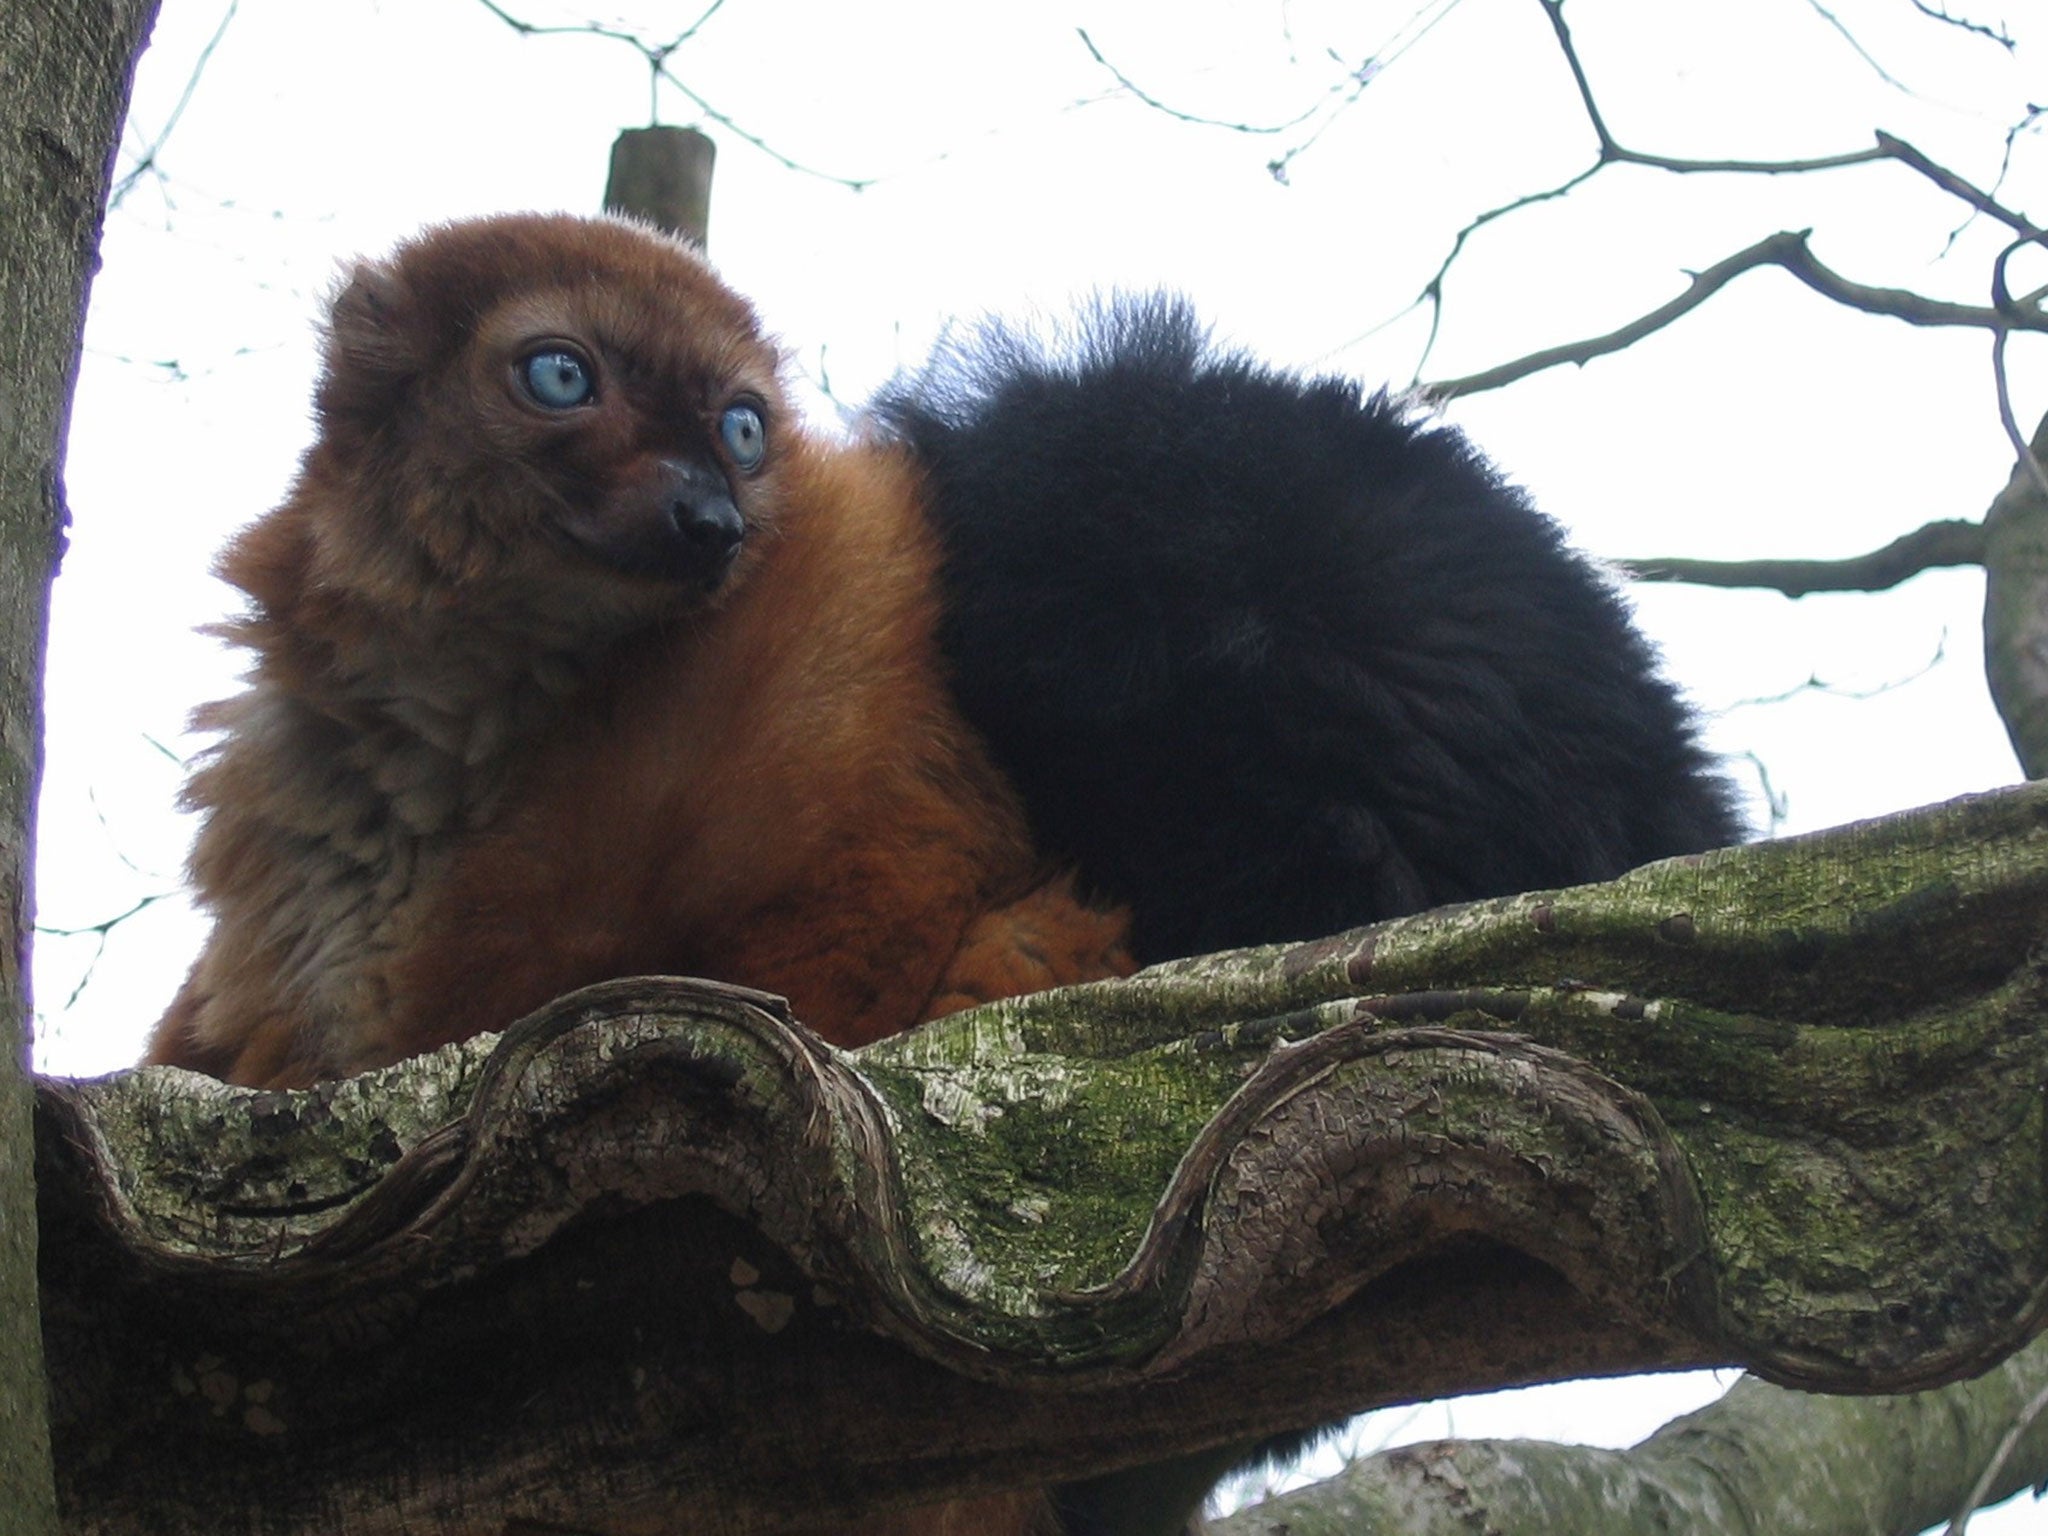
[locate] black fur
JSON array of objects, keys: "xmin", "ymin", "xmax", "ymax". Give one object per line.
[{"xmin": 871, "ymin": 297, "xmax": 1742, "ymax": 968}]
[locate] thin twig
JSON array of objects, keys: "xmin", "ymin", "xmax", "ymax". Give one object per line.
[
  {"xmin": 474, "ymin": 0, "xmax": 723, "ymax": 50},
  {"xmin": 37, "ymin": 892, "xmax": 172, "ymax": 941},
  {"xmin": 109, "ymin": 0, "xmax": 239, "ymax": 209},
  {"xmin": 1724, "ymin": 635, "xmax": 1949, "ymax": 711},
  {"xmin": 1945, "ymin": 1379, "xmax": 2048, "ymax": 1533},
  {"xmin": 647, "ymin": 65, "xmax": 873, "ymax": 188},
  {"xmin": 1080, "ymin": 5, "xmax": 1464, "ymax": 183},
  {"xmin": 1908, "ymin": 1, "xmax": 2017, "ymax": 51},
  {"xmin": 1802, "ymin": 0, "xmax": 1915, "ymax": 93},
  {"xmin": 1075, "ymin": 28, "xmax": 1322, "ymax": 134},
  {"xmin": 40, "ymin": 893, "xmax": 175, "ymax": 1011},
  {"xmin": 1268, "ymin": 0, "xmax": 1467, "ymax": 183},
  {"xmin": 473, "ymin": 0, "xmax": 870, "ymax": 189},
  {"xmin": 1406, "ymin": 164, "xmax": 1604, "ymax": 374},
  {"xmin": 1735, "ymin": 751, "xmax": 1791, "ymax": 834}
]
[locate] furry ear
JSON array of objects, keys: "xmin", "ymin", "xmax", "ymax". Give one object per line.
[{"xmin": 316, "ymin": 259, "xmax": 423, "ymax": 428}]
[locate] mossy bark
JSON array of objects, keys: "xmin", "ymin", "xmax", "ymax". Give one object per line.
[{"xmin": 37, "ymin": 784, "xmax": 2048, "ymax": 1532}]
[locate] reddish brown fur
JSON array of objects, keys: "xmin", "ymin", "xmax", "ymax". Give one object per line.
[{"xmin": 149, "ymin": 213, "xmax": 1130, "ymax": 1094}]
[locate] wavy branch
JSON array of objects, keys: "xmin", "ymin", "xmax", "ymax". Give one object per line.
[{"xmin": 40, "ymin": 783, "xmax": 2048, "ymax": 1531}]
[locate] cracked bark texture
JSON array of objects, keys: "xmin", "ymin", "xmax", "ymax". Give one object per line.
[{"xmin": 37, "ymin": 781, "xmax": 2048, "ymax": 1533}]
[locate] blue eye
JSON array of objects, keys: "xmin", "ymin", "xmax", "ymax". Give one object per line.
[
  {"xmin": 720, "ymin": 402, "xmax": 766, "ymax": 469},
  {"xmin": 521, "ymin": 349, "xmax": 594, "ymax": 409}
]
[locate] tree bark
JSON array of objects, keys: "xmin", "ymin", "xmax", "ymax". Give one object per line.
[
  {"xmin": 0, "ymin": 1, "xmax": 158, "ymax": 1526},
  {"xmin": 1983, "ymin": 412, "xmax": 2048, "ymax": 777},
  {"xmin": 1213, "ymin": 1341, "xmax": 2048, "ymax": 1536},
  {"xmin": 37, "ymin": 783, "xmax": 2048, "ymax": 1533}
]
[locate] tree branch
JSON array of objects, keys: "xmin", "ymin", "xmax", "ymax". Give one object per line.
[
  {"xmin": 107, "ymin": 0, "xmax": 237, "ymax": 209},
  {"xmin": 1213, "ymin": 1344, "xmax": 2048, "ymax": 1536},
  {"xmin": 1907, "ymin": 1, "xmax": 2018, "ymax": 52},
  {"xmin": 472, "ymin": 0, "xmax": 873, "ymax": 189},
  {"xmin": 1980, "ymin": 410, "xmax": 2048, "ymax": 774},
  {"xmin": 1074, "ymin": 28, "xmax": 1321, "ymax": 135},
  {"xmin": 1423, "ymin": 230, "xmax": 2046, "ymax": 399},
  {"xmin": 1393, "ymin": 0, "xmax": 2043, "ymax": 380},
  {"xmin": 40, "ymin": 782, "xmax": 2048, "ymax": 1532},
  {"xmin": 1619, "ymin": 518, "xmax": 1987, "ymax": 596}
]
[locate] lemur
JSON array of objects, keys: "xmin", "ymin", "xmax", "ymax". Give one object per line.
[{"xmin": 148, "ymin": 213, "xmax": 1130, "ymax": 1091}]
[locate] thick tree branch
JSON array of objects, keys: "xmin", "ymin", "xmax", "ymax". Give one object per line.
[
  {"xmin": 1212, "ymin": 1342, "xmax": 2048, "ymax": 1536},
  {"xmin": 39, "ymin": 783, "xmax": 2048, "ymax": 1533}
]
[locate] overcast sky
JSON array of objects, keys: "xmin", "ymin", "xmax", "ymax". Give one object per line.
[{"xmin": 33, "ymin": 1, "xmax": 2047, "ymax": 1524}]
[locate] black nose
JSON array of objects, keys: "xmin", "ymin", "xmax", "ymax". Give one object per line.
[
  {"xmin": 673, "ymin": 493, "xmax": 745, "ymax": 567},
  {"xmin": 652, "ymin": 459, "xmax": 746, "ymax": 585}
]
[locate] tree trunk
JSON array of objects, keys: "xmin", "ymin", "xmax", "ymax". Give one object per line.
[{"xmin": 0, "ymin": 0, "xmax": 159, "ymax": 1524}]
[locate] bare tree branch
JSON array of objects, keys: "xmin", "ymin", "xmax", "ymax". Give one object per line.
[
  {"xmin": 1074, "ymin": 8, "xmax": 1469, "ymax": 186},
  {"xmin": 1801, "ymin": 0, "xmax": 1916, "ymax": 94},
  {"xmin": 1074, "ymin": 28, "xmax": 1324, "ymax": 134},
  {"xmin": 37, "ymin": 893, "xmax": 173, "ymax": 1010},
  {"xmin": 1992, "ymin": 240, "xmax": 2048, "ymax": 499},
  {"xmin": 1263, "ymin": 1, "xmax": 1472, "ymax": 184},
  {"xmin": 1908, "ymin": 1, "xmax": 2018, "ymax": 51},
  {"xmin": 1735, "ymin": 751, "xmax": 1790, "ymax": 834},
  {"xmin": 1947, "ymin": 1376, "xmax": 2048, "ymax": 1533},
  {"xmin": 1216, "ymin": 1350, "xmax": 2048, "ymax": 1536},
  {"xmin": 1424, "ymin": 230, "xmax": 2046, "ymax": 398},
  {"xmin": 45, "ymin": 784, "xmax": 2048, "ymax": 1531},
  {"xmin": 1722, "ymin": 637, "xmax": 1949, "ymax": 708},
  {"xmin": 472, "ymin": 0, "xmax": 725, "ymax": 54},
  {"xmin": 1530, "ymin": 2, "xmax": 2035, "ymax": 209},
  {"xmin": 1533, "ymin": 0, "xmax": 1905, "ymax": 179},
  {"xmin": 108, "ymin": 0, "xmax": 238, "ymax": 209},
  {"xmin": 1617, "ymin": 520, "xmax": 1986, "ymax": 597},
  {"xmin": 1389, "ymin": 0, "xmax": 2045, "ymax": 378},
  {"xmin": 1408, "ymin": 163, "xmax": 1604, "ymax": 368},
  {"xmin": 1880, "ymin": 132, "xmax": 2045, "ymax": 240},
  {"xmin": 473, "ymin": 0, "xmax": 873, "ymax": 190}
]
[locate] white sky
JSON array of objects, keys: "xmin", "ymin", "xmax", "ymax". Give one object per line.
[{"xmin": 34, "ymin": 1, "xmax": 2048, "ymax": 1527}]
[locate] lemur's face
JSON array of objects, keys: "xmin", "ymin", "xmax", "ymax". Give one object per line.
[{"xmin": 307, "ymin": 213, "xmax": 792, "ymax": 634}]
